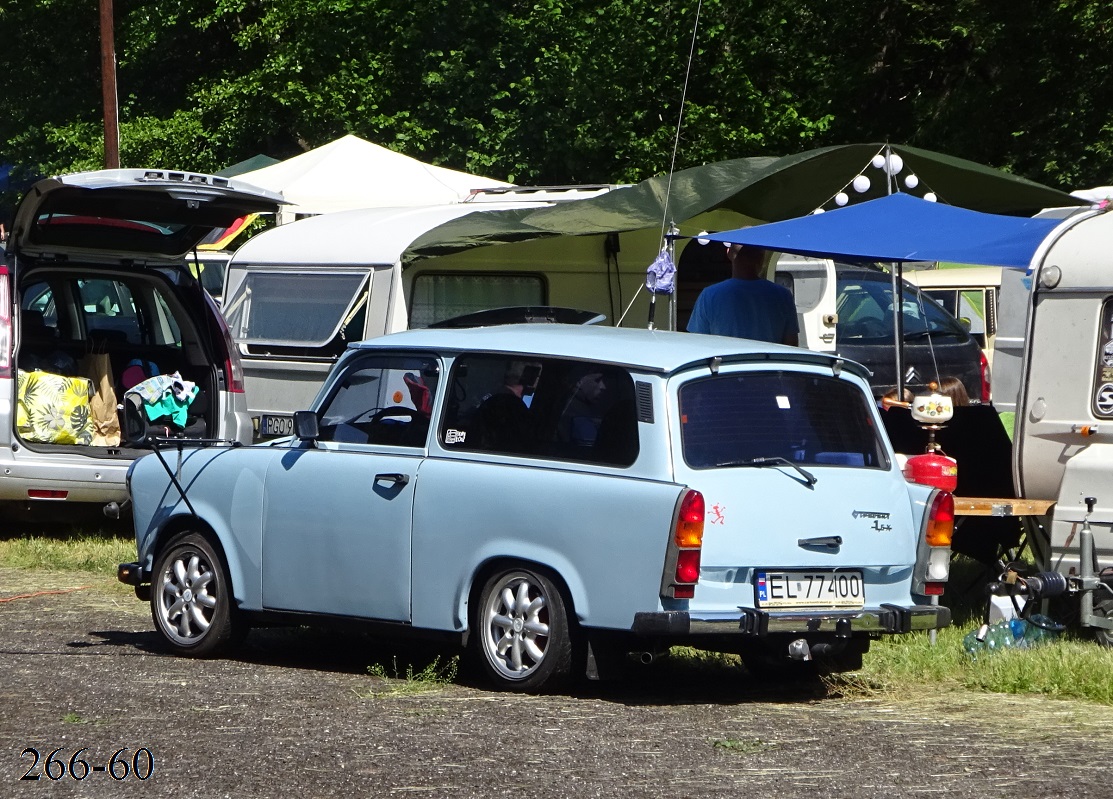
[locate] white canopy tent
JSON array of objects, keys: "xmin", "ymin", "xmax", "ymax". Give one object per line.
[{"xmin": 236, "ymin": 134, "xmax": 513, "ymax": 224}]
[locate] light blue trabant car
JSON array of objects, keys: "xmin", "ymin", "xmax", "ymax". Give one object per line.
[{"xmin": 118, "ymin": 324, "xmax": 953, "ymax": 690}]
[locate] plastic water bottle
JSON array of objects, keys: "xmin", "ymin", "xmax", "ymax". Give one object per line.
[
  {"xmin": 963, "ymin": 625, "xmax": 988, "ymax": 660},
  {"xmin": 983, "ymin": 620, "xmax": 1015, "ymax": 652},
  {"xmin": 1021, "ymin": 613, "xmax": 1064, "ymax": 647},
  {"xmin": 1008, "ymin": 618, "xmax": 1031, "ymax": 648}
]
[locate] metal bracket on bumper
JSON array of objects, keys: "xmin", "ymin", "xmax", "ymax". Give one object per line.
[
  {"xmin": 631, "ymin": 604, "xmax": 951, "ymax": 637},
  {"xmin": 117, "ymin": 562, "xmax": 151, "ymax": 601}
]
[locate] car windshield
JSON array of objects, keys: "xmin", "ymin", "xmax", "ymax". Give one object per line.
[
  {"xmin": 836, "ymin": 268, "xmax": 967, "ymax": 341},
  {"xmin": 678, "ymin": 371, "xmax": 888, "ymax": 470}
]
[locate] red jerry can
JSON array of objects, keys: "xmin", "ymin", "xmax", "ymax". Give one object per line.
[{"xmin": 903, "ymin": 452, "xmax": 958, "ymax": 492}]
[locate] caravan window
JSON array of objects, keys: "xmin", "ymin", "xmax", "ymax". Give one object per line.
[
  {"xmin": 223, "ymin": 270, "xmax": 368, "ymax": 356},
  {"xmin": 409, "ymin": 273, "xmax": 545, "ymax": 328}
]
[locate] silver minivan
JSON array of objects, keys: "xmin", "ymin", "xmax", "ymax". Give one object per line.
[{"xmin": 0, "ymin": 169, "xmax": 281, "ymax": 508}]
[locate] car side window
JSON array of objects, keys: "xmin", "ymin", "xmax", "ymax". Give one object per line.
[
  {"xmin": 440, "ymin": 354, "xmax": 639, "ymax": 466},
  {"xmin": 315, "ymin": 354, "xmax": 439, "ymax": 448}
]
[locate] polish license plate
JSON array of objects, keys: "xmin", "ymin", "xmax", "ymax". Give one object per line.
[
  {"xmin": 257, "ymin": 414, "xmax": 294, "ymax": 439},
  {"xmin": 755, "ymin": 571, "xmax": 864, "ymax": 609}
]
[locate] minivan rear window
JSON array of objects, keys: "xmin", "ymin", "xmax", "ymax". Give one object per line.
[{"xmin": 679, "ymin": 371, "xmax": 888, "ymax": 469}]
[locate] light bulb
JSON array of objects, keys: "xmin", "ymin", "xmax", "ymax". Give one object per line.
[
  {"xmin": 813, "ymin": 207, "xmax": 826, "ymax": 214},
  {"xmin": 871, "ymin": 154, "xmax": 886, "ymax": 169},
  {"xmin": 904, "ymin": 174, "xmax": 919, "ymax": 189},
  {"xmin": 924, "ymin": 192, "xmax": 938, "ymax": 202},
  {"xmin": 696, "ymin": 230, "xmax": 710, "ymax": 245},
  {"xmin": 885, "ymin": 154, "xmax": 904, "ymax": 175},
  {"xmin": 852, "ymin": 174, "xmax": 871, "ymax": 193},
  {"xmin": 835, "ymin": 192, "xmax": 849, "ymax": 206}
]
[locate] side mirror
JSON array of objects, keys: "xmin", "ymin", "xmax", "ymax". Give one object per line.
[
  {"xmin": 293, "ymin": 410, "xmax": 319, "ymax": 441},
  {"xmin": 958, "ymin": 316, "xmax": 972, "ymax": 332}
]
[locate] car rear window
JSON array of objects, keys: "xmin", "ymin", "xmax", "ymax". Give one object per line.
[
  {"xmin": 836, "ymin": 269, "xmax": 967, "ymax": 342},
  {"xmin": 679, "ymin": 371, "xmax": 888, "ymax": 469}
]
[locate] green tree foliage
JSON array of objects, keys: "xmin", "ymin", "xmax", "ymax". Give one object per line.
[{"xmin": 1, "ymin": 0, "xmax": 1110, "ymax": 215}]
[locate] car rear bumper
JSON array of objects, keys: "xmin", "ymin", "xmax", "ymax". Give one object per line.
[{"xmin": 632, "ymin": 603, "xmax": 950, "ymax": 637}]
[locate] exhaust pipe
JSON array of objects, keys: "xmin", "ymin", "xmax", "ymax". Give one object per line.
[{"xmin": 638, "ymin": 651, "xmax": 660, "ymax": 665}]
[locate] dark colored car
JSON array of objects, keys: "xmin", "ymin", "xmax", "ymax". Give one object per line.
[{"xmin": 834, "ymin": 264, "xmax": 989, "ymax": 401}]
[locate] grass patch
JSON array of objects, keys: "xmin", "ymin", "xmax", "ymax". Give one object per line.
[
  {"xmin": 359, "ymin": 655, "xmax": 459, "ymax": 698},
  {"xmin": 0, "ymin": 534, "xmax": 134, "ymax": 574}
]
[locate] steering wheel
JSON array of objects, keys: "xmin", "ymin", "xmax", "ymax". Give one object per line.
[
  {"xmin": 369, "ymin": 406, "xmax": 425, "ymax": 425},
  {"xmin": 847, "ymin": 318, "xmax": 889, "ymax": 338}
]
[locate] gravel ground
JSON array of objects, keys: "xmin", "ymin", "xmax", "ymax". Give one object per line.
[{"xmin": 3, "ymin": 568, "xmax": 1113, "ymax": 799}]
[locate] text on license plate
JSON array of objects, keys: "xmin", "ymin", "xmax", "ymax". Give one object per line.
[
  {"xmin": 755, "ymin": 571, "xmax": 864, "ymax": 609},
  {"xmin": 258, "ymin": 414, "xmax": 294, "ymax": 438}
]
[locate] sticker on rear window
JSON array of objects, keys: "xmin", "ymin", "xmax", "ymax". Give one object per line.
[{"xmin": 776, "ymin": 395, "xmax": 791, "ymax": 409}]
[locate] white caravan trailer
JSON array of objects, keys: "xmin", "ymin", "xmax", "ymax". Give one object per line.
[
  {"xmin": 222, "ymin": 190, "xmax": 838, "ymax": 439},
  {"xmin": 994, "ymin": 203, "xmax": 1113, "ymax": 641}
]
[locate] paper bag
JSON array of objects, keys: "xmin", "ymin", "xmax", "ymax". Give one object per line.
[{"xmin": 82, "ymin": 353, "xmax": 122, "ymax": 446}]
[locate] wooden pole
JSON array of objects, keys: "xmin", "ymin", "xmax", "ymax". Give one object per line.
[{"xmin": 99, "ymin": 0, "xmax": 120, "ymax": 168}]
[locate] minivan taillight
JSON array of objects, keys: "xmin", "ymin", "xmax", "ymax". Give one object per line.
[
  {"xmin": 662, "ymin": 489, "xmax": 704, "ymax": 599},
  {"xmin": 913, "ymin": 489, "xmax": 953, "ymax": 596},
  {"xmin": 203, "ymin": 291, "xmax": 244, "ymax": 394},
  {"xmin": 979, "ymin": 350, "xmax": 991, "ymax": 403},
  {"xmin": 0, "ymin": 266, "xmax": 11, "ymax": 379}
]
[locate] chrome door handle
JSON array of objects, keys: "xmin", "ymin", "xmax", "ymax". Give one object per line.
[{"xmin": 374, "ymin": 473, "xmax": 409, "ymax": 486}]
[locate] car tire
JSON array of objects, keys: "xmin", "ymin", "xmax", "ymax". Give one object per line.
[
  {"xmin": 472, "ymin": 567, "xmax": 572, "ymax": 691},
  {"xmin": 151, "ymin": 531, "xmax": 245, "ymax": 658}
]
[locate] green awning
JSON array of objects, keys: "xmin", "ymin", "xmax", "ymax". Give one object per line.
[{"xmin": 404, "ymin": 143, "xmax": 1084, "ymax": 265}]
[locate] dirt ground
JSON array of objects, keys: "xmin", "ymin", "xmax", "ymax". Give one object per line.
[{"xmin": 3, "ymin": 568, "xmax": 1113, "ymax": 799}]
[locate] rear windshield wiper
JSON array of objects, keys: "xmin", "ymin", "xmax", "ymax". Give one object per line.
[
  {"xmin": 714, "ymin": 456, "xmax": 817, "ymax": 487},
  {"xmin": 904, "ymin": 329, "xmax": 960, "ymax": 341}
]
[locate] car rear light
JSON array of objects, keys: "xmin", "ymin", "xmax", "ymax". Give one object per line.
[
  {"xmin": 28, "ymin": 489, "xmax": 68, "ymax": 500},
  {"xmin": 925, "ymin": 491, "xmax": 954, "ymax": 547},
  {"xmin": 913, "ymin": 489, "xmax": 953, "ymax": 594},
  {"xmin": 203, "ymin": 292, "xmax": 245, "ymax": 394},
  {"xmin": 979, "ymin": 350, "xmax": 991, "ymax": 403},
  {"xmin": 0, "ymin": 266, "xmax": 11, "ymax": 379},
  {"xmin": 662, "ymin": 489, "xmax": 704, "ymax": 600}
]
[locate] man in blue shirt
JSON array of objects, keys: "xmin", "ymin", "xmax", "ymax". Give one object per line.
[{"xmin": 686, "ymin": 244, "xmax": 799, "ymax": 345}]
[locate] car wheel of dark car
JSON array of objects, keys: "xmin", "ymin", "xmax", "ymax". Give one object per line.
[
  {"xmin": 151, "ymin": 532, "xmax": 245, "ymax": 657},
  {"xmin": 472, "ymin": 567, "xmax": 572, "ymax": 691}
]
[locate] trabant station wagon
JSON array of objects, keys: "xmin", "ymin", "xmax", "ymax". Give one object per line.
[{"xmin": 119, "ymin": 324, "xmax": 952, "ymax": 690}]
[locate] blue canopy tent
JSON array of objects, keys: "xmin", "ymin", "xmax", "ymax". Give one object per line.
[
  {"xmin": 704, "ymin": 192, "xmax": 1067, "ymax": 394},
  {"xmin": 702, "ymin": 192, "xmax": 1062, "ymax": 268}
]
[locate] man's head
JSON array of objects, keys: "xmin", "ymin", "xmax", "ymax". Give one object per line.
[
  {"xmin": 574, "ymin": 371, "xmax": 606, "ymax": 403},
  {"xmin": 726, "ymin": 244, "xmax": 765, "ymax": 278}
]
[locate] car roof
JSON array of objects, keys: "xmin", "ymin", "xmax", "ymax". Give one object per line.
[{"xmin": 351, "ymin": 323, "xmax": 870, "ymax": 378}]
